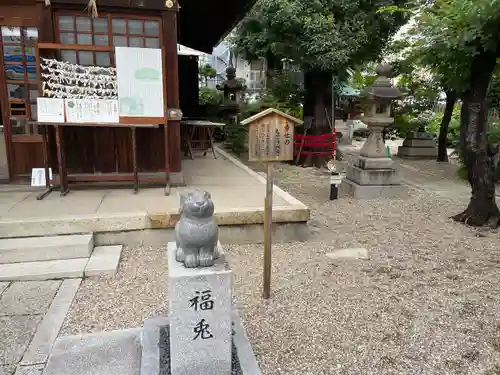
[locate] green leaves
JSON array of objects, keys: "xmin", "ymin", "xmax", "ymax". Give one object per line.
[
  {"xmin": 232, "ymin": 0, "xmax": 411, "ymax": 73},
  {"xmin": 401, "ymin": 0, "xmax": 500, "ymax": 92}
]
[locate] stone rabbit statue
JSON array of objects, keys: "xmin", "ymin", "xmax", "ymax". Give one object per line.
[{"xmin": 175, "ymin": 190, "xmax": 219, "ymax": 268}]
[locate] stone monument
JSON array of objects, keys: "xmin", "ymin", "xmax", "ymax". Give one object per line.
[
  {"xmin": 397, "ymin": 131, "xmax": 438, "ymax": 158},
  {"xmin": 339, "ymin": 64, "xmax": 407, "ymax": 199},
  {"xmin": 169, "ymin": 189, "xmax": 232, "ymax": 375}
]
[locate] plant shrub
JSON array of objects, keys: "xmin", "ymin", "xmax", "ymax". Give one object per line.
[{"xmin": 224, "ymin": 122, "xmax": 247, "ymax": 156}]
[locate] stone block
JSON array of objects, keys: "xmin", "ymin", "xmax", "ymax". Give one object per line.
[
  {"xmin": 326, "ymin": 248, "xmax": 369, "ymax": 260},
  {"xmin": 141, "ymin": 312, "xmax": 261, "ymax": 375},
  {"xmin": 0, "ymin": 280, "xmax": 61, "ymax": 316},
  {"xmin": 339, "ymin": 179, "xmax": 408, "ymax": 199},
  {"xmin": 43, "ymin": 328, "xmax": 142, "ymax": 375},
  {"xmin": 14, "ymin": 365, "xmax": 44, "ymax": 375},
  {"xmin": 141, "ymin": 316, "xmax": 169, "ymax": 375},
  {"xmin": 0, "ymin": 259, "xmax": 87, "ymax": 282},
  {"xmin": 0, "ymin": 315, "xmax": 42, "ymax": 365},
  {"xmin": 353, "ymin": 156, "xmax": 393, "ymax": 170},
  {"xmin": 398, "ymin": 146, "xmax": 438, "ymax": 158},
  {"xmin": 84, "ymin": 245, "xmax": 123, "ymax": 278},
  {"xmin": 0, "ymin": 366, "xmax": 15, "ymax": 375},
  {"xmin": 231, "ymin": 310, "xmax": 262, "ymax": 375},
  {"xmin": 0, "ymin": 234, "xmax": 93, "ymax": 264},
  {"xmin": 402, "ymin": 138, "xmax": 437, "ymax": 148},
  {"xmin": 21, "ymin": 279, "xmax": 82, "ymax": 365},
  {"xmin": 168, "ymin": 242, "xmax": 232, "ymax": 375},
  {"xmin": 346, "ymin": 165, "xmax": 400, "ymax": 186},
  {"xmin": 408, "ymin": 131, "xmax": 435, "ymax": 140}
]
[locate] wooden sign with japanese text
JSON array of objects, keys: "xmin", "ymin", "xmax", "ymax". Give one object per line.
[
  {"xmin": 241, "ymin": 108, "xmax": 303, "ymax": 299},
  {"xmin": 242, "ymin": 108, "xmax": 302, "ymax": 162}
]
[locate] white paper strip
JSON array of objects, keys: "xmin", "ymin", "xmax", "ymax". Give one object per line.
[
  {"xmin": 31, "ymin": 168, "xmax": 53, "ymax": 187},
  {"xmin": 37, "ymin": 98, "xmax": 65, "ymax": 123},
  {"xmin": 64, "ymin": 99, "xmax": 119, "ymax": 123}
]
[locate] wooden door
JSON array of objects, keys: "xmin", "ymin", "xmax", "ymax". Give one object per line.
[{"xmin": 0, "ymin": 18, "xmax": 43, "ymax": 180}]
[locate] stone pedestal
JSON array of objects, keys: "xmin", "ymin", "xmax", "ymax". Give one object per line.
[
  {"xmin": 398, "ymin": 131, "xmax": 438, "ymax": 158},
  {"xmin": 168, "ymin": 242, "xmax": 232, "ymax": 375},
  {"xmin": 339, "ymin": 155, "xmax": 407, "ymax": 199}
]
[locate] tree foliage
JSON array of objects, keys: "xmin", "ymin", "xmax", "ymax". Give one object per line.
[
  {"xmin": 232, "ymin": 0, "xmax": 411, "ymax": 74},
  {"xmin": 405, "ymin": 0, "xmax": 500, "ymax": 227},
  {"xmin": 198, "ymin": 64, "xmax": 217, "ymax": 87},
  {"xmin": 232, "ymin": 0, "xmax": 411, "ymax": 167},
  {"xmin": 407, "ymin": 0, "xmax": 500, "ymax": 93}
]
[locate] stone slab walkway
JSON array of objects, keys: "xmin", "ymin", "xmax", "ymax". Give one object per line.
[{"xmin": 0, "ymin": 279, "xmax": 80, "ymax": 375}]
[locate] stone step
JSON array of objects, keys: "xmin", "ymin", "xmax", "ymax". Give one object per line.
[
  {"xmin": 85, "ymin": 245, "xmax": 123, "ymax": 278},
  {"xmin": 0, "ymin": 233, "xmax": 93, "ymax": 264},
  {"xmin": 0, "ymin": 258, "xmax": 88, "ymax": 281}
]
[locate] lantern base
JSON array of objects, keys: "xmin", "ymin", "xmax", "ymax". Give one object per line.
[
  {"xmin": 354, "ymin": 155, "xmax": 393, "ymax": 169},
  {"xmin": 339, "ymin": 179, "xmax": 408, "ymax": 199}
]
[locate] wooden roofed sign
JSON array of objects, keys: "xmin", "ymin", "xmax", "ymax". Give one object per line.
[{"xmin": 241, "ymin": 108, "xmax": 302, "ymax": 162}]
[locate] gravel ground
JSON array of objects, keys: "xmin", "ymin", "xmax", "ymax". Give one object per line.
[
  {"xmin": 60, "ymin": 245, "xmax": 167, "ymax": 335},
  {"xmin": 61, "ymin": 162, "xmax": 500, "ymax": 375}
]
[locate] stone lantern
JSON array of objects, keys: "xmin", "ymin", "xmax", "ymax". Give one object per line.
[
  {"xmin": 357, "ymin": 63, "xmax": 402, "ymax": 162},
  {"xmin": 216, "ymin": 67, "xmax": 246, "ymax": 115},
  {"xmin": 339, "ymin": 63, "xmax": 407, "ymax": 198}
]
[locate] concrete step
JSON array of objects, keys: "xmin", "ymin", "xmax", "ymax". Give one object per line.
[
  {"xmin": 0, "ymin": 233, "xmax": 93, "ymax": 264},
  {"xmin": 0, "ymin": 258, "xmax": 88, "ymax": 281},
  {"xmin": 85, "ymin": 245, "xmax": 123, "ymax": 278}
]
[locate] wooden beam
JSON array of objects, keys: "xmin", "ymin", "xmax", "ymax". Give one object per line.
[
  {"xmin": 162, "ymin": 10, "xmax": 181, "ymax": 173},
  {"xmin": 38, "ymin": 42, "xmax": 113, "ymax": 52},
  {"xmin": 40, "ymin": 0, "xmax": 171, "ymax": 11}
]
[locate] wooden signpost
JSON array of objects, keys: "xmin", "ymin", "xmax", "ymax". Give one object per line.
[{"xmin": 241, "ymin": 108, "xmax": 302, "ymax": 299}]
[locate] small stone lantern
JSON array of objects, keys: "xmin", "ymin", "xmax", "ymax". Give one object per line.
[
  {"xmin": 339, "ymin": 63, "xmax": 407, "ymax": 199},
  {"xmin": 357, "ymin": 63, "xmax": 403, "ymax": 160},
  {"xmin": 216, "ymin": 67, "xmax": 246, "ymax": 109}
]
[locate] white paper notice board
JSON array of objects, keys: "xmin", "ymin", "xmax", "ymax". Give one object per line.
[
  {"xmin": 115, "ymin": 47, "xmax": 164, "ymax": 118},
  {"xmin": 37, "ymin": 98, "xmax": 65, "ymax": 123},
  {"xmin": 64, "ymin": 99, "xmax": 119, "ymax": 123}
]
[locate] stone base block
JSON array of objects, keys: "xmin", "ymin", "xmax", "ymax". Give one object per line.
[
  {"xmin": 346, "ymin": 165, "xmax": 400, "ymax": 186},
  {"xmin": 43, "ymin": 328, "xmax": 142, "ymax": 375},
  {"xmin": 353, "ymin": 156, "xmax": 393, "ymax": 170},
  {"xmin": 141, "ymin": 312, "xmax": 261, "ymax": 375},
  {"xmin": 339, "ymin": 179, "xmax": 408, "ymax": 199},
  {"xmin": 408, "ymin": 131, "xmax": 435, "ymax": 140},
  {"xmin": 398, "ymin": 146, "xmax": 438, "ymax": 158},
  {"xmin": 402, "ymin": 138, "xmax": 437, "ymax": 148},
  {"xmin": 168, "ymin": 242, "xmax": 232, "ymax": 375}
]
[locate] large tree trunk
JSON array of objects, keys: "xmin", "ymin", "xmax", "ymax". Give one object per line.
[
  {"xmin": 437, "ymin": 89, "xmax": 457, "ymax": 162},
  {"xmin": 453, "ymin": 49, "xmax": 500, "ymax": 227},
  {"xmin": 300, "ymin": 70, "xmax": 332, "ymax": 167}
]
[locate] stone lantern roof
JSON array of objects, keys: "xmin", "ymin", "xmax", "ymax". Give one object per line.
[
  {"xmin": 216, "ymin": 67, "xmax": 246, "ymax": 92},
  {"xmin": 360, "ymin": 63, "xmax": 403, "ymax": 101}
]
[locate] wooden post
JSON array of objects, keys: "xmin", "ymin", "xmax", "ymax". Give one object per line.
[
  {"xmin": 55, "ymin": 125, "xmax": 68, "ymax": 196},
  {"xmin": 240, "ymin": 108, "xmax": 303, "ymax": 300},
  {"xmin": 263, "ymin": 162, "xmax": 273, "ymax": 299},
  {"xmin": 131, "ymin": 126, "xmax": 138, "ymax": 194}
]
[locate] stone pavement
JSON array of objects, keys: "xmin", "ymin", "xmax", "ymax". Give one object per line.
[{"xmin": 0, "ymin": 279, "xmax": 81, "ymax": 375}]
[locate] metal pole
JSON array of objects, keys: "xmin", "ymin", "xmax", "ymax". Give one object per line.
[{"xmin": 263, "ymin": 162, "xmax": 273, "ymax": 299}]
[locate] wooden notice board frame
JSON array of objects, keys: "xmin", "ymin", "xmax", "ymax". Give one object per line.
[
  {"xmin": 241, "ymin": 108, "xmax": 302, "ymax": 299},
  {"xmin": 34, "ymin": 42, "xmax": 169, "ymax": 199}
]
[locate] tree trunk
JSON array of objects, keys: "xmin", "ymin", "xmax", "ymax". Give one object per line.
[
  {"xmin": 437, "ymin": 89, "xmax": 457, "ymax": 162},
  {"xmin": 453, "ymin": 49, "xmax": 500, "ymax": 227},
  {"xmin": 299, "ymin": 70, "xmax": 332, "ymax": 168}
]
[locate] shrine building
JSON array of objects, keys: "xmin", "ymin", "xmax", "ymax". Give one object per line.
[{"xmin": 0, "ymin": 0, "xmax": 255, "ymax": 185}]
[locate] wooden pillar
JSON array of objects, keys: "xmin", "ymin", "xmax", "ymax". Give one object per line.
[{"xmin": 162, "ymin": 10, "xmax": 182, "ymax": 176}]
